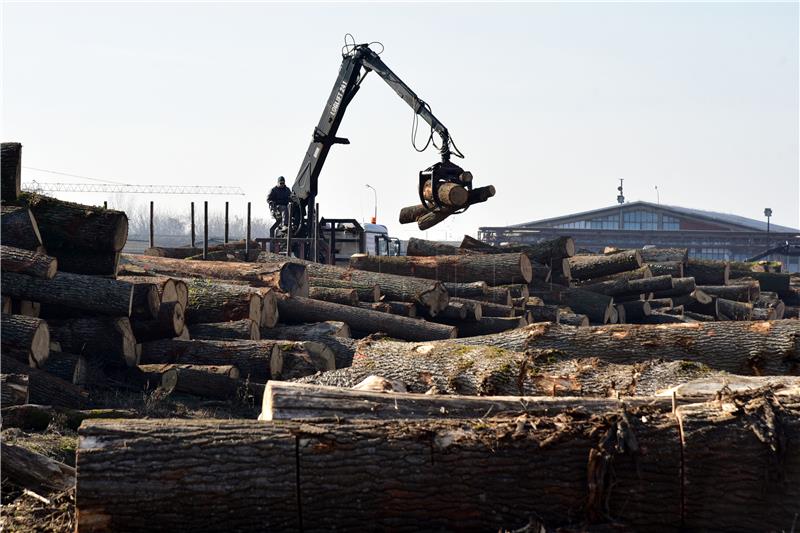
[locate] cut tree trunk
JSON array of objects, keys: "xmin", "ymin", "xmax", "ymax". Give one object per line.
[
  {"xmin": 647, "ymin": 261, "xmax": 684, "ymax": 278},
  {"xmin": 118, "ymin": 275, "xmax": 179, "ymax": 306},
  {"xmin": 130, "ymin": 301, "xmax": 185, "ymax": 342},
  {"xmin": 272, "ymin": 341, "xmax": 336, "ymax": 380},
  {"xmin": 3, "ymin": 271, "xmax": 134, "ymax": 317},
  {"xmin": 1, "ymin": 374, "xmax": 29, "ymax": 406},
  {"xmin": 430, "ymin": 301, "xmax": 467, "ymax": 321},
  {"xmin": 1, "ymin": 205, "xmax": 44, "ymax": 252},
  {"xmin": 47, "ymin": 247, "xmax": 120, "ymax": 276},
  {"xmin": 639, "ymin": 248, "xmax": 688, "ymax": 264},
  {"xmin": 474, "ymin": 286, "xmax": 512, "ymax": 306},
  {"xmin": 129, "ymin": 282, "xmax": 160, "ymax": 320},
  {"xmin": 619, "ymin": 301, "xmax": 651, "ymax": 322},
  {"xmin": 422, "ymin": 179, "xmax": 469, "ymax": 207},
  {"xmin": 442, "ymin": 316, "xmax": 525, "ymax": 337},
  {"xmin": 1, "ymin": 355, "xmax": 89, "ymax": 408},
  {"xmin": 349, "ymin": 252, "xmax": 533, "ymax": 285},
  {"xmin": 17, "ymin": 192, "xmax": 128, "ymax": 252},
  {"xmin": 460, "ymin": 234, "xmax": 576, "ymax": 265},
  {"xmin": 698, "ymin": 282, "xmax": 760, "ymax": 303},
  {"xmin": 415, "ymin": 185, "xmax": 496, "ymax": 230},
  {"xmin": 309, "ymin": 286, "xmax": 358, "ymax": 306},
  {"xmin": 120, "ymin": 254, "xmax": 308, "ymax": 296},
  {"xmin": 715, "ymin": 298, "xmax": 753, "ymax": 321},
  {"xmin": 189, "ymin": 319, "xmax": 260, "ymax": 341},
  {"xmin": 442, "ymin": 281, "xmax": 487, "ymax": 298},
  {"xmin": 684, "ymin": 311, "xmax": 715, "ymax": 322},
  {"xmin": 277, "ymin": 296, "xmax": 455, "ymax": 341},
  {"xmin": 381, "ymin": 301, "xmax": 418, "ymax": 317},
  {"xmin": 729, "ymin": 271, "xmax": 791, "ymax": 294},
  {"xmin": 309, "ymin": 277, "xmax": 380, "ymax": 302},
  {"xmin": 752, "ymin": 307, "xmax": 777, "ymax": 321},
  {"xmin": 139, "ymin": 363, "xmax": 240, "ymax": 379},
  {"xmin": 1, "ymin": 142, "xmax": 22, "ymax": 202},
  {"xmin": 651, "ymin": 277, "xmax": 696, "ymax": 298},
  {"xmin": 406, "ymin": 237, "xmax": 463, "ymax": 256},
  {"xmin": 0, "ymin": 405, "xmax": 137, "ymax": 431},
  {"xmin": 158, "ymin": 366, "xmax": 242, "ymax": 400},
  {"xmin": 0, "ymin": 245, "xmax": 56, "ymax": 279},
  {"xmin": 530, "ymin": 283, "xmax": 614, "ymax": 324},
  {"xmin": 48, "ymin": 317, "xmax": 137, "ymax": 368},
  {"xmin": 568, "ymin": 251, "xmax": 642, "ymax": 280},
  {"xmin": 1, "ymin": 443, "xmax": 75, "ymax": 495},
  {"xmin": 0, "ymin": 313, "xmax": 50, "ymax": 367},
  {"xmin": 558, "ymin": 312, "xmax": 589, "ymax": 327},
  {"xmin": 41, "ymin": 351, "xmax": 84, "ymax": 384},
  {"xmin": 185, "ymin": 279, "xmax": 262, "ymax": 325},
  {"xmin": 526, "ymin": 303, "xmax": 560, "ymax": 323},
  {"xmin": 259, "ymin": 321, "xmax": 351, "ymax": 339},
  {"xmin": 685, "ymin": 259, "xmax": 729, "ymax": 285},
  {"xmin": 497, "ymin": 284, "xmax": 529, "ymax": 299},
  {"xmin": 451, "ymin": 297, "xmax": 513, "ymax": 318}
]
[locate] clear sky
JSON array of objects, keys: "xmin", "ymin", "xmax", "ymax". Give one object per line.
[{"xmin": 2, "ymin": 1, "xmax": 798, "ymax": 240}]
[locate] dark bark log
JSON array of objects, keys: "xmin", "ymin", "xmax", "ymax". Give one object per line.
[
  {"xmin": 414, "ymin": 185, "xmax": 496, "ymax": 230},
  {"xmin": 455, "ymin": 320, "xmax": 800, "ymax": 375},
  {"xmin": 1, "ymin": 442, "xmax": 75, "ymax": 495},
  {"xmin": 536, "ymin": 283, "xmax": 615, "ymax": 324},
  {"xmin": 17, "ymin": 192, "xmax": 128, "ymax": 252},
  {"xmin": 0, "ymin": 245, "xmax": 57, "ymax": 279},
  {"xmin": 144, "ymin": 241, "xmax": 257, "ymax": 259},
  {"xmin": 497, "ymin": 284, "xmax": 529, "ymax": 299},
  {"xmin": 685, "ymin": 259, "xmax": 729, "ymax": 285},
  {"xmin": 581, "ymin": 274, "xmax": 672, "ymax": 298},
  {"xmin": 443, "ymin": 316, "xmax": 526, "ymax": 337},
  {"xmin": 406, "ymin": 237, "xmax": 464, "ymax": 256},
  {"xmin": 10, "ymin": 299, "xmax": 41, "ymax": 318},
  {"xmin": 646, "ymin": 261, "xmax": 684, "ymax": 278},
  {"xmin": 309, "ymin": 277, "xmax": 380, "ymax": 302},
  {"xmin": 0, "ymin": 313, "xmax": 50, "ymax": 367},
  {"xmin": 474, "ymin": 286, "xmax": 512, "ymax": 305},
  {"xmin": 189, "ymin": 319, "xmax": 260, "ymax": 341},
  {"xmin": 461, "ymin": 234, "xmax": 576, "ymax": 264},
  {"xmin": 583, "ymin": 265, "xmax": 651, "ymax": 284},
  {"xmin": 48, "ymin": 317, "xmax": 137, "ymax": 368},
  {"xmin": 4, "ymin": 271, "xmax": 134, "ymax": 317},
  {"xmin": 715, "ymin": 298, "xmax": 753, "ymax": 321},
  {"xmin": 752, "ymin": 307, "xmax": 777, "ymax": 321},
  {"xmin": 0, "ymin": 205, "xmax": 43, "ymax": 252},
  {"xmin": 277, "ymin": 295, "xmax": 455, "ymax": 341},
  {"xmin": 1, "ymin": 142, "xmax": 21, "ymax": 202},
  {"xmin": 0, "ymin": 404, "xmax": 137, "ymax": 431},
  {"xmin": 430, "ymin": 301, "xmax": 467, "ymax": 321},
  {"xmin": 451, "ymin": 297, "xmax": 513, "ymax": 318},
  {"xmin": 128, "ymin": 281, "xmax": 160, "ymax": 320},
  {"xmin": 620, "ymin": 301, "xmax": 651, "ymax": 322},
  {"xmin": 648, "ymin": 298, "xmax": 674, "ymax": 310},
  {"xmin": 2, "ymin": 295, "xmax": 11, "ymax": 313},
  {"xmin": 120, "ymin": 254, "xmax": 309, "ymax": 296},
  {"xmin": 40, "ymin": 351, "xmax": 84, "ymax": 384},
  {"xmin": 159, "ymin": 366, "xmax": 243, "ymax": 400},
  {"xmin": 683, "ymin": 311, "xmax": 715, "ymax": 322},
  {"xmin": 309, "ymin": 286, "xmax": 358, "ymax": 305},
  {"xmin": 117, "ymin": 275, "xmax": 179, "ymax": 306},
  {"xmin": 698, "ymin": 281, "xmax": 760, "ymax": 303},
  {"xmin": 640, "ymin": 312, "xmax": 692, "ymax": 324},
  {"xmin": 526, "ymin": 303, "xmax": 560, "ymax": 323},
  {"xmin": 381, "ymin": 300, "xmax": 418, "ymax": 317},
  {"xmin": 259, "ymin": 321, "xmax": 351, "ymax": 339},
  {"xmin": 568, "ymin": 250, "xmax": 642, "ymax": 280},
  {"xmin": 442, "ymin": 281, "xmax": 487, "ymax": 298},
  {"xmin": 139, "ymin": 339, "xmax": 283, "ymax": 381},
  {"xmin": 398, "ymin": 203, "xmax": 429, "ymax": 224},
  {"xmin": 349, "ymin": 252, "xmax": 533, "ymax": 285},
  {"xmin": 46, "ymin": 247, "xmax": 120, "ymax": 276},
  {"xmin": 651, "ymin": 277, "xmax": 696, "ymax": 298},
  {"xmin": 730, "ymin": 270, "xmax": 791, "ymax": 294},
  {"xmin": 272, "ymin": 341, "xmax": 336, "ymax": 380},
  {"xmin": 185, "ymin": 278, "xmax": 261, "ymax": 325},
  {"xmin": 1, "ymin": 355, "xmax": 89, "ymax": 408},
  {"xmin": 1, "ymin": 373, "xmax": 29, "ymax": 406},
  {"xmin": 639, "ymin": 248, "xmax": 688, "ymax": 264},
  {"xmin": 130, "ymin": 301, "xmax": 185, "ymax": 342},
  {"xmin": 558, "ymin": 312, "xmax": 589, "ymax": 327}
]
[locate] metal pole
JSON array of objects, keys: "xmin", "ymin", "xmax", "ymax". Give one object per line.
[
  {"xmin": 246, "ymin": 202, "xmax": 251, "ymax": 259},
  {"xmin": 190, "ymin": 202, "xmax": 195, "ymax": 248},
  {"xmin": 149, "ymin": 201, "xmax": 154, "ymax": 248},
  {"xmin": 103, "ymin": 201, "xmax": 107, "ymax": 209},
  {"xmin": 312, "ymin": 202, "xmax": 319, "ymax": 263},
  {"xmin": 285, "ymin": 203, "xmax": 293, "ymax": 257},
  {"xmin": 224, "ymin": 201, "xmax": 229, "ymax": 244},
  {"xmin": 203, "ymin": 201, "xmax": 208, "ymax": 259}
]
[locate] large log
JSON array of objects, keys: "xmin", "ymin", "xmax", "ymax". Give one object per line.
[
  {"xmin": 1, "ymin": 142, "xmax": 22, "ymax": 202},
  {"xmin": 259, "ymin": 323, "xmax": 356, "ymax": 369},
  {"xmin": 3, "ymin": 271, "xmax": 134, "ymax": 317},
  {"xmin": 646, "ymin": 261, "xmax": 684, "ymax": 278},
  {"xmin": 558, "ymin": 312, "xmax": 590, "ymax": 327},
  {"xmin": 526, "ymin": 303, "xmax": 560, "ymax": 323},
  {"xmin": 1, "ymin": 442, "xmax": 75, "ymax": 495},
  {"xmin": 1, "ymin": 205, "xmax": 44, "ymax": 252},
  {"xmin": 529, "ymin": 283, "xmax": 615, "ymax": 324},
  {"xmin": 715, "ymin": 298, "xmax": 753, "ymax": 321},
  {"xmin": 185, "ymin": 278, "xmax": 261, "ymax": 325},
  {"xmin": 0, "ymin": 313, "xmax": 50, "ymax": 367},
  {"xmin": 685, "ymin": 258, "xmax": 729, "ymax": 285},
  {"xmin": 309, "ymin": 277, "xmax": 380, "ymax": 302},
  {"xmin": 451, "ymin": 297, "xmax": 512, "ymax": 318},
  {"xmin": 120, "ymin": 254, "xmax": 309, "ymax": 296},
  {"xmin": 0, "ymin": 404, "xmax": 137, "ymax": 431},
  {"xmin": 47, "ymin": 247, "xmax": 120, "ymax": 276},
  {"xmin": 619, "ymin": 300, "xmax": 651, "ymax": 322},
  {"xmin": 309, "ymin": 286, "xmax": 358, "ymax": 306},
  {"xmin": 581, "ymin": 274, "xmax": 672, "ymax": 298},
  {"xmin": 454, "ymin": 320, "xmax": 800, "ymax": 375},
  {"xmin": 442, "ymin": 316, "xmax": 526, "ymax": 337},
  {"xmin": 130, "ymin": 301, "xmax": 185, "ymax": 342},
  {"xmin": 651, "ymin": 277, "xmax": 697, "ymax": 298},
  {"xmin": 189, "ymin": 319, "xmax": 260, "ymax": 341},
  {"xmin": 698, "ymin": 281, "xmax": 760, "ymax": 303},
  {"xmin": 422, "ymin": 179, "xmax": 469, "ymax": 207},
  {"xmin": 48, "ymin": 317, "xmax": 137, "ymax": 368},
  {"xmin": 139, "ymin": 363, "xmax": 240, "ymax": 379},
  {"xmin": 272, "ymin": 341, "xmax": 336, "ymax": 380},
  {"xmin": 277, "ymin": 296, "xmax": 455, "ymax": 341},
  {"xmin": 2, "ymin": 355, "xmax": 89, "ymax": 408},
  {"xmin": 730, "ymin": 270, "xmax": 791, "ymax": 294},
  {"xmin": 474, "ymin": 286, "xmax": 512, "ymax": 306},
  {"xmin": 0, "ymin": 245, "xmax": 57, "ymax": 279},
  {"xmin": 41, "ymin": 350, "xmax": 85, "ymax": 384},
  {"xmin": 17, "ymin": 192, "xmax": 128, "ymax": 252},
  {"xmin": 568, "ymin": 250, "xmax": 642, "ymax": 280},
  {"xmin": 1, "ymin": 373, "xmax": 29, "ymax": 406},
  {"xmin": 406, "ymin": 237, "xmax": 463, "ymax": 256},
  {"xmin": 442, "ymin": 280, "xmax": 487, "ymax": 298},
  {"xmin": 461, "ymin": 234, "xmax": 576, "ymax": 264},
  {"xmin": 118, "ymin": 275, "xmax": 179, "ymax": 306},
  {"xmin": 158, "ymin": 365, "xmax": 243, "ymax": 401},
  {"xmin": 639, "ymin": 247, "xmax": 688, "ymax": 264}
]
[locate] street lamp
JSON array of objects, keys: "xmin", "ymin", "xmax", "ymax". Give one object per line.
[
  {"xmin": 764, "ymin": 208, "xmax": 772, "ymax": 234},
  {"xmin": 365, "ymin": 184, "xmax": 377, "ymax": 224}
]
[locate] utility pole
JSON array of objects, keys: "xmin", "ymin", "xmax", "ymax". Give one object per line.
[{"xmin": 764, "ymin": 208, "xmax": 772, "ymax": 234}]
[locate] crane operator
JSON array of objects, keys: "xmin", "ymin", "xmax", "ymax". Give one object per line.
[{"xmin": 268, "ymin": 176, "xmax": 291, "ymax": 228}]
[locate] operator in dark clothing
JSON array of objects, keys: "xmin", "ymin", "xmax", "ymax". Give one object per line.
[{"xmin": 268, "ymin": 176, "xmax": 291, "ymax": 228}]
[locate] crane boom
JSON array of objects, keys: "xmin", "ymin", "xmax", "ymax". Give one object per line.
[{"xmin": 22, "ymin": 182, "xmax": 245, "ymax": 195}]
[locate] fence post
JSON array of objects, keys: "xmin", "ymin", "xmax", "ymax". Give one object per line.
[
  {"xmin": 246, "ymin": 202, "xmax": 251, "ymax": 260},
  {"xmin": 149, "ymin": 201, "xmax": 154, "ymax": 248},
  {"xmin": 190, "ymin": 202, "xmax": 195, "ymax": 248},
  {"xmin": 224, "ymin": 201, "xmax": 229, "ymax": 244},
  {"xmin": 203, "ymin": 201, "xmax": 208, "ymax": 259}
]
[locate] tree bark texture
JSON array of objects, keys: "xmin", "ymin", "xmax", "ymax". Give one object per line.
[
  {"xmin": 17, "ymin": 192, "xmax": 128, "ymax": 252},
  {"xmin": 1, "ymin": 142, "xmax": 22, "ymax": 202},
  {"xmin": 441, "ymin": 316, "xmax": 526, "ymax": 337},
  {"xmin": 309, "ymin": 277, "xmax": 380, "ymax": 302},
  {"xmin": 259, "ymin": 321, "xmax": 351, "ymax": 339},
  {"xmin": 715, "ymin": 298, "xmax": 753, "ymax": 321},
  {"xmin": 526, "ymin": 303, "xmax": 560, "ymax": 323},
  {"xmin": 259, "ymin": 324, "xmax": 357, "ymax": 369},
  {"xmin": 528, "ymin": 283, "xmax": 614, "ymax": 324},
  {"xmin": 349, "ymin": 252, "xmax": 533, "ymax": 285},
  {"xmin": 698, "ymin": 282, "xmax": 760, "ymax": 303},
  {"xmin": 277, "ymin": 296, "xmax": 455, "ymax": 341},
  {"xmin": 272, "ymin": 342, "xmax": 336, "ymax": 380},
  {"xmin": 48, "ymin": 317, "xmax": 137, "ymax": 368},
  {"xmin": 118, "ymin": 275, "xmax": 179, "ymax": 306},
  {"xmin": 568, "ymin": 251, "xmax": 643, "ymax": 281},
  {"xmin": 2, "ymin": 442, "xmax": 75, "ymax": 495},
  {"xmin": 442, "ymin": 281, "xmax": 487, "ymax": 298},
  {"xmin": 120, "ymin": 254, "xmax": 309, "ymax": 296},
  {"xmin": 639, "ymin": 248, "xmax": 688, "ymax": 264},
  {"xmin": 460, "ymin": 234, "xmax": 576, "ymax": 265},
  {"xmin": 0, "ymin": 245, "xmax": 57, "ymax": 279},
  {"xmin": 189, "ymin": 319, "xmax": 260, "ymax": 341},
  {"xmin": 1, "ymin": 373, "xmax": 29, "ymax": 406},
  {"xmin": 422, "ymin": 179, "xmax": 469, "ymax": 207},
  {"xmin": 158, "ymin": 365, "xmax": 243, "ymax": 401},
  {"xmin": 406, "ymin": 237, "xmax": 463, "ymax": 256},
  {"xmin": 47, "ymin": 247, "xmax": 120, "ymax": 276},
  {"xmin": 1, "ymin": 355, "xmax": 90, "ymax": 408},
  {"xmin": 415, "ymin": 185, "xmax": 496, "ymax": 230},
  {"xmin": 309, "ymin": 286, "xmax": 358, "ymax": 306},
  {"xmin": 130, "ymin": 301, "xmax": 185, "ymax": 342},
  {"xmin": 619, "ymin": 301, "xmax": 651, "ymax": 322},
  {"xmin": 0, "ymin": 313, "xmax": 50, "ymax": 367},
  {"xmin": 558, "ymin": 312, "xmax": 590, "ymax": 327},
  {"xmin": 185, "ymin": 278, "xmax": 261, "ymax": 325},
  {"xmin": 646, "ymin": 261, "xmax": 684, "ymax": 278},
  {"xmin": 41, "ymin": 350, "xmax": 84, "ymax": 384},
  {"xmin": 0, "ymin": 404, "xmax": 137, "ymax": 432},
  {"xmin": 451, "ymin": 297, "xmax": 513, "ymax": 318},
  {"xmin": 685, "ymin": 259, "xmax": 729, "ymax": 285},
  {"xmin": 730, "ymin": 270, "xmax": 791, "ymax": 294},
  {"xmin": 474, "ymin": 286, "xmax": 512, "ymax": 305},
  {"xmin": 0, "ymin": 205, "xmax": 43, "ymax": 252},
  {"xmin": 3, "ymin": 271, "xmax": 134, "ymax": 317}
]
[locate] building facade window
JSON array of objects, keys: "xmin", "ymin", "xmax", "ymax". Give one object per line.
[
  {"xmin": 589, "ymin": 214, "xmax": 619, "ymax": 230},
  {"xmin": 554, "ymin": 220, "xmax": 588, "ymax": 229},
  {"xmin": 623, "ymin": 210, "xmax": 658, "ymax": 230},
  {"xmin": 662, "ymin": 215, "xmax": 680, "ymax": 231},
  {"xmin": 691, "ymin": 247, "xmax": 730, "ymax": 260}
]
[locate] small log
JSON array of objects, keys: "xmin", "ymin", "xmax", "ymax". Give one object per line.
[
  {"xmin": 0, "ymin": 313, "xmax": 50, "ymax": 367},
  {"xmin": 381, "ymin": 301, "xmax": 418, "ymax": 317},
  {"xmin": 260, "ymin": 321, "xmax": 351, "ymax": 339},
  {"xmin": 0, "ymin": 205, "xmax": 43, "ymax": 252},
  {"xmin": 349, "ymin": 252, "xmax": 533, "ymax": 285},
  {"xmin": 40, "ymin": 351, "xmax": 84, "ymax": 384},
  {"xmin": 648, "ymin": 298, "xmax": 674, "ymax": 310},
  {"xmin": 461, "ymin": 234, "xmax": 576, "ymax": 264},
  {"xmin": 415, "ymin": 185, "xmax": 496, "ymax": 230},
  {"xmin": 1, "ymin": 373, "xmax": 29, "ymax": 406},
  {"xmin": 2, "ymin": 355, "xmax": 89, "ymax": 408},
  {"xmin": 309, "ymin": 277, "xmax": 380, "ymax": 302},
  {"xmin": 3, "ymin": 271, "xmax": 134, "ymax": 317},
  {"xmin": 118, "ymin": 275, "xmax": 179, "ymax": 306},
  {"xmin": 751, "ymin": 307, "xmax": 777, "ymax": 321},
  {"xmin": 446, "ymin": 316, "xmax": 526, "ymax": 337},
  {"xmin": 189, "ymin": 319, "xmax": 261, "ymax": 341},
  {"xmin": 685, "ymin": 259, "xmax": 729, "ymax": 285},
  {"xmin": 641, "ymin": 313, "xmax": 692, "ymax": 324},
  {"xmin": 431, "ymin": 301, "xmax": 467, "ymax": 321},
  {"xmin": 17, "ymin": 192, "xmax": 128, "ymax": 251},
  {"xmin": 451, "ymin": 297, "xmax": 513, "ymax": 318},
  {"xmin": 422, "ymin": 179, "xmax": 469, "ymax": 207},
  {"xmin": 557, "ymin": 312, "xmax": 589, "ymax": 327},
  {"xmin": 715, "ymin": 298, "xmax": 753, "ymax": 321},
  {"xmin": 0, "ymin": 404, "xmax": 137, "ymax": 431},
  {"xmin": 159, "ymin": 366, "xmax": 243, "ymax": 401},
  {"xmin": 277, "ymin": 296, "xmax": 455, "ymax": 341},
  {"xmin": 683, "ymin": 311, "xmax": 715, "ymax": 322},
  {"xmin": 48, "ymin": 317, "xmax": 137, "ymax": 368},
  {"xmin": 497, "ymin": 284, "xmax": 529, "ymax": 299},
  {"xmin": 406, "ymin": 237, "xmax": 463, "ymax": 256},
  {"xmin": 620, "ymin": 301, "xmax": 651, "ymax": 322},
  {"xmin": 120, "ymin": 254, "xmax": 309, "ymax": 296},
  {"xmin": 48, "ymin": 248, "xmax": 120, "ymax": 276},
  {"xmin": 185, "ymin": 279, "xmax": 262, "ymax": 325},
  {"xmin": 651, "ymin": 277, "xmax": 696, "ymax": 298},
  {"xmin": 1, "ymin": 142, "xmax": 22, "ymax": 202},
  {"xmin": 442, "ymin": 281, "xmax": 487, "ymax": 298},
  {"xmin": 639, "ymin": 248, "xmax": 688, "ymax": 264},
  {"xmin": 0, "ymin": 245, "xmax": 56, "ymax": 279},
  {"xmin": 272, "ymin": 341, "xmax": 336, "ymax": 380},
  {"xmin": 474, "ymin": 286, "xmax": 512, "ymax": 306},
  {"xmin": 526, "ymin": 303, "xmax": 560, "ymax": 323},
  {"xmin": 568, "ymin": 250, "xmax": 642, "ymax": 280},
  {"xmin": 139, "ymin": 363, "xmax": 240, "ymax": 379},
  {"xmin": 309, "ymin": 286, "xmax": 358, "ymax": 306},
  {"xmin": 699, "ymin": 281, "xmax": 760, "ymax": 303},
  {"xmin": 1, "ymin": 442, "xmax": 75, "ymax": 495},
  {"xmin": 130, "ymin": 301, "xmax": 185, "ymax": 342},
  {"xmin": 647, "ymin": 261, "xmax": 684, "ymax": 278}
]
